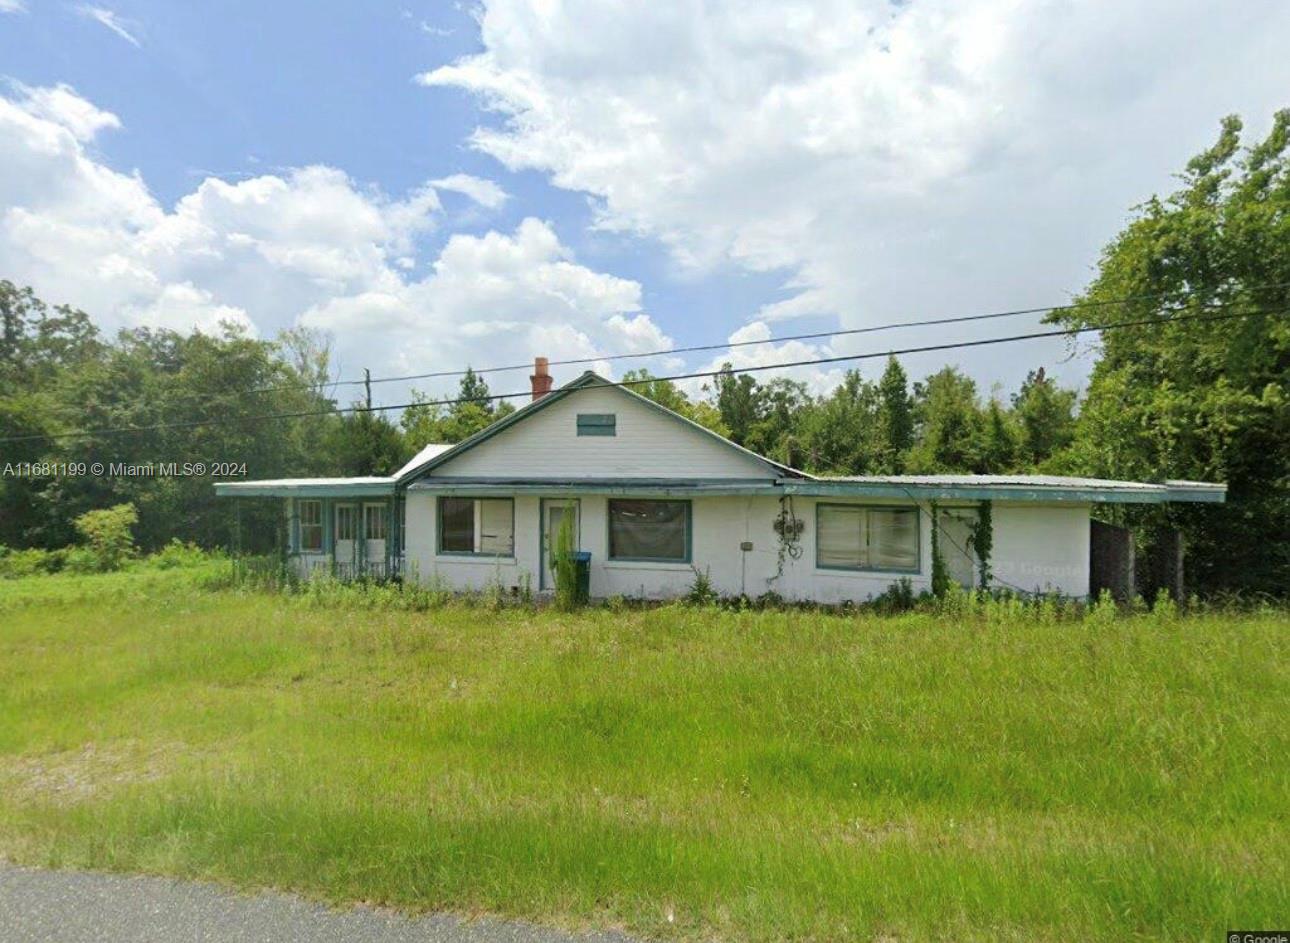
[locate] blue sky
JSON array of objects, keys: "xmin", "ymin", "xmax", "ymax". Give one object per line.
[{"xmin": 2, "ymin": 0, "xmax": 1289, "ymax": 407}]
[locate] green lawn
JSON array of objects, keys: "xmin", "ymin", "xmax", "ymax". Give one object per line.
[{"xmin": 0, "ymin": 569, "xmax": 1286, "ymax": 941}]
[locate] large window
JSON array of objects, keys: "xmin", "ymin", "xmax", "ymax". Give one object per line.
[
  {"xmin": 816, "ymin": 504, "xmax": 919, "ymax": 572},
  {"xmin": 438, "ymin": 497, "xmax": 514, "ymax": 556},
  {"xmin": 608, "ymin": 499, "xmax": 690, "ymax": 562},
  {"xmin": 298, "ymin": 500, "xmax": 323, "ymax": 552}
]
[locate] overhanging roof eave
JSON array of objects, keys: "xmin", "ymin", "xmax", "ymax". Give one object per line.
[{"xmin": 214, "ymin": 480, "xmax": 397, "ymax": 498}]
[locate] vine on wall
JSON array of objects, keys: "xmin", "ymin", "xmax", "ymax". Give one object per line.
[
  {"xmin": 930, "ymin": 501, "xmax": 950, "ymax": 598},
  {"xmin": 772, "ymin": 495, "xmax": 805, "ymax": 580},
  {"xmin": 969, "ymin": 499, "xmax": 994, "ymax": 591}
]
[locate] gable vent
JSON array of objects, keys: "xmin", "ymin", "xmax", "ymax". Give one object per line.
[{"xmin": 576, "ymin": 413, "xmax": 616, "ymax": 437}]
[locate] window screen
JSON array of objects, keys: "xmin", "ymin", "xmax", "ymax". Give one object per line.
[
  {"xmin": 608, "ymin": 499, "xmax": 689, "ymax": 561},
  {"xmin": 335, "ymin": 504, "xmax": 357, "ymax": 541},
  {"xmin": 816, "ymin": 505, "xmax": 918, "ymax": 572},
  {"xmin": 364, "ymin": 504, "xmax": 387, "ymax": 541},
  {"xmin": 299, "ymin": 500, "xmax": 323, "ymax": 552}
]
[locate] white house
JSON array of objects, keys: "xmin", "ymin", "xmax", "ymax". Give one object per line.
[{"xmin": 215, "ymin": 359, "xmax": 1226, "ymax": 602}]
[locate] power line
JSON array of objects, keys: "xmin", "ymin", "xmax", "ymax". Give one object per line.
[
  {"xmin": 2, "ymin": 304, "xmax": 1282, "ymax": 446},
  {"xmin": 239, "ymin": 280, "xmax": 1290, "ymax": 396}
]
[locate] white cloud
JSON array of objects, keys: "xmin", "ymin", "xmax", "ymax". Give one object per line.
[
  {"xmin": 430, "ymin": 173, "xmax": 508, "ymax": 209},
  {"xmin": 0, "ymin": 0, "xmax": 27, "ymax": 14},
  {"xmin": 0, "ymin": 84, "xmax": 666, "ymax": 401},
  {"xmin": 77, "ymin": 5, "xmax": 141, "ymax": 47},
  {"xmin": 680, "ymin": 321, "xmax": 845, "ymax": 399},
  {"xmin": 299, "ymin": 217, "xmax": 658, "ymax": 397},
  {"xmin": 12, "ymin": 82, "xmax": 121, "ymax": 142},
  {"xmin": 422, "ymin": 0, "xmax": 1290, "ymax": 391}
]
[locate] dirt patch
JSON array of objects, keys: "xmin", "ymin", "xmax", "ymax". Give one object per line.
[{"xmin": 0, "ymin": 742, "xmax": 180, "ymax": 804}]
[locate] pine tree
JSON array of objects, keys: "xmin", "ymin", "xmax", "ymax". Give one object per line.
[{"xmin": 878, "ymin": 356, "xmax": 914, "ymax": 472}]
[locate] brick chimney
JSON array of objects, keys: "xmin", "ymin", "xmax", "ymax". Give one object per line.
[{"xmin": 530, "ymin": 356, "xmax": 553, "ymax": 401}]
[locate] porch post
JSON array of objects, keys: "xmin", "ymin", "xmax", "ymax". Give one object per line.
[
  {"xmin": 233, "ymin": 499, "xmax": 242, "ymax": 557},
  {"xmin": 322, "ymin": 499, "xmax": 334, "ymax": 576},
  {"xmin": 388, "ymin": 498, "xmax": 396, "ymax": 576}
]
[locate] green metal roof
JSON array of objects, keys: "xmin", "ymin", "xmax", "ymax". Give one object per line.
[
  {"xmin": 214, "ymin": 477, "xmax": 397, "ymax": 498},
  {"xmin": 781, "ymin": 476, "xmax": 1227, "ymax": 504},
  {"xmin": 407, "ymin": 477, "xmax": 783, "ymax": 497}
]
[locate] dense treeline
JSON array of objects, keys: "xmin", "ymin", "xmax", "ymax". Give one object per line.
[
  {"xmin": 0, "ymin": 286, "xmax": 1081, "ymax": 554},
  {"xmin": 1, "ymin": 113, "xmax": 1286, "ymax": 594}
]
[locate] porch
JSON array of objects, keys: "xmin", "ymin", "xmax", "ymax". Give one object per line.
[{"xmin": 216, "ymin": 477, "xmax": 406, "ymax": 582}]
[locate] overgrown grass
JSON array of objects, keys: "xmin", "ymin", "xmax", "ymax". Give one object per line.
[{"xmin": 0, "ymin": 568, "xmax": 1285, "ymax": 941}]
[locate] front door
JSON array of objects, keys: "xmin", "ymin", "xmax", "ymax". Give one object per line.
[
  {"xmin": 334, "ymin": 503, "xmax": 358, "ymax": 574},
  {"xmin": 540, "ymin": 499, "xmax": 580, "ymax": 591},
  {"xmin": 363, "ymin": 503, "xmax": 387, "ymax": 575}
]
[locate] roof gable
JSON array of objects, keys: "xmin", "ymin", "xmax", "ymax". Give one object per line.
[{"xmin": 398, "ymin": 372, "xmax": 804, "ymax": 483}]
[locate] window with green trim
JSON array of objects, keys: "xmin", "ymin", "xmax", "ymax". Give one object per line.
[
  {"xmin": 576, "ymin": 413, "xmax": 616, "ymax": 436},
  {"xmin": 608, "ymin": 499, "xmax": 689, "ymax": 562},
  {"xmin": 299, "ymin": 500, "xmax": 323, "ymax": 552},
  {"xmin": 816, "ymin": 504, "xmax": 918, "ymax": 572},
  {"xmin": 438, "ymin": 497, "xmax": 514, "ymax": 556}
]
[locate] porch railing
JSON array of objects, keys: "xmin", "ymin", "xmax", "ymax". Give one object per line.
[{"xmin": 297, "ymin": 555, "xmax": 404, "ymax": 582}]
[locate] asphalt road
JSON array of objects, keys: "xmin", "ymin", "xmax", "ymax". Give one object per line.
[{"xmin": 0, "ymin": 864, "xmax": 639, "ymax": 943}]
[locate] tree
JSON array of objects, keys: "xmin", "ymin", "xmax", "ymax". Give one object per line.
[
  {"xmin": 1051, "ymin": 111, "xmax": 1290, "ymax": 594},
  {"xmin": 457, "ymin": 367, "xmax": 491, "ymax": 410},
  {"xmin": 801, "ymin": 370, "xmax": 881, "ymax": 474},
  {"xmin": 745, "ymin": 377, "xmax": 811, "ymax": 467},
  {"xmin": 907, "ymin": 367, "xmax": 986, "ymax": 473},
  {"xmin": 1011, "ymin": 367, "xmax": 1077, "ymax": 468},
  {"xmin": 621, "ymin": 368, "xmax": 730, "ymax": 436},
  {"xmin": 980, "ymin": 397, "xmax": 1020, "ymax": 473},
  {"xmin": 72, "ymin": 502, "xmax": 138, "ymax": 571},
  {"xmin": 401, "ymin": 367, "xmax": 517, "ymax": 448},
  {"xmin": 0, "ymin": 285, "xmax": 338, "ymax": 552},
  {"xmin": 621, "ymin": 368, "xmax": 690, "ymax": 412},
  {"xmin": 714, "ymin": 365, "xmax": 760, "ymax": 445},
  {"xmin": 327, "ymin": 408, "xmax": 408, "ymax": 476},
  {"xmin": 277, "ymin": 326, "xmax": 334, "ymax": 396},
  {"xmin": 1, "ymin": 280, "xmax": 103, "ymax": 382},
  {"xmin": 877, "ymin": 356, "xmax": 914, "ymax": 472}
]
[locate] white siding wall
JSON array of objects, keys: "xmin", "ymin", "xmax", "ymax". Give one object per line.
[
  {"xmin": 428, "ymin": 386, "xmax": 776, "ymax": 480},
  {"xmin": 403, "ymin": 493, "xmax": 1093, "ymax": 601},
  {"xmin": 990, "ymin": 504, "xmax": 1090, "ymax": 596}
]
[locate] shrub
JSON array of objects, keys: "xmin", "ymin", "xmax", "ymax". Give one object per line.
[
  {"xmin": 0, "ymin": 546, "xmax": 67, "ymax": 578},
  {"xmin": 686, "ymin": 566, "xmax": 718, "ymax": 606},
  {"xmin": 62, "ymin": 547, "xmax": 102, "ymax": 574},
  {"xmin": 146, "ymin": 539, "xmax": 212, "ymax": 570},
  {"xmin": 869, "ymin": 577, "xmax": 916, "ymax": 615},
  {"xmin": 1088, "ymin": 588, "xmax": 1120, "ymax": 625},
  {"xmin": 552, "ymin": 509, "xmax": 581, "ymax": 610},
  {"xmin": 72, "ymin": 503, "xmax": 138, "ymax": 572},
  {"xmin": 1151, "ymin": 588, "xmax": 1179, "ymax": 625}
]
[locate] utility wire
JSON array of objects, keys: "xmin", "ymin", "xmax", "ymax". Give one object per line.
[
  {"xmin": 238, "ymin": 280, "xmax": 1290, "ymax": 396},
  {"xmin": 2, "ymin": 304, "xmax": 1283, "ymax": 446}
]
